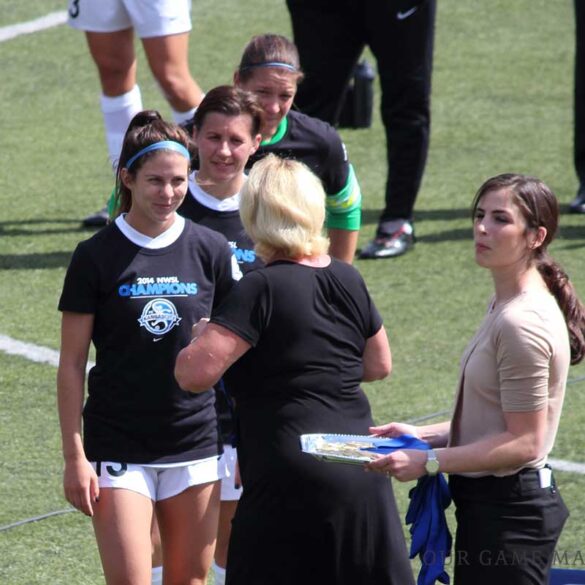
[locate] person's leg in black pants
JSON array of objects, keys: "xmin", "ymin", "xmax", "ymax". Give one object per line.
[
  {"xmin": 357, "ymin": 0, "xmax": 435, "ymax": 258},
  {"xmin": 286, "ymin": 0, "xmax": 436, "ymax": 258},
  {"xmin": 450, "ymin": 473, "xmax": 569, "ymax": 585},
  {"xmin": 286, "ymin": 0, "xmax": 364, "ymax": 123},
  {"xmin": 366, "ymin": 0, "xmax": 436, "ymax": 225},
  {"xmin": 570, "ymin": 0, "xmax": 585, "ymax": 212}
]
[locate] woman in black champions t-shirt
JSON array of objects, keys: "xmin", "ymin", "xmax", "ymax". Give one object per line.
[
  {"xmin": 57, "ymin": 113, "xmax": 235, "ymax": 585},
  {"xmin": 177, "ymin": 86, "xmax": 263, "ymax": 585}
]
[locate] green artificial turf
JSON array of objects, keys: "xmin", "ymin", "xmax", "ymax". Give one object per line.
[{"xmin": 1, "ymin": 1, "xmax": 584, "ymax": 582}]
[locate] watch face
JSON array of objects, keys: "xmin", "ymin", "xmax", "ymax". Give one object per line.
[
  {"xmin": 426, "ymin": 451, "xmax": 440, "ymax": 475},
  {"xmin": 427, "ymin": 459, "xmax": 440, "ymax": 474}
]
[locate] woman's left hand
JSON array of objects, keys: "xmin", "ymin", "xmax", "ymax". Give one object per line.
[{"xmin": 365, "ymin": 449, "xmax": 428, "ymax": 482}]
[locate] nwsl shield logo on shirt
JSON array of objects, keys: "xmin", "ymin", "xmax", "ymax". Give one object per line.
[{"xmin": 138, "ymin": 298, "xmax": 182, "ymax": 336}]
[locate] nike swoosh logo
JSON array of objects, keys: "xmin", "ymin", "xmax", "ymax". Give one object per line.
[
  {"xmin": 153, "ymin": 337, "xmax": 163, "ymax": 343},
  {"xmin": 397, "ymin": 6, "xmax": 418, "ymax": 20}
]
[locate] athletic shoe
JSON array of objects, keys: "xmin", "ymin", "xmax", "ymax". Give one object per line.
[
  {"xmin": 569, "ymin": 189, "xmax": 585, "ymax": 214},
  {"xmin": 359, "ymin": 223, "xmax": 415, "ymax": 259},
  {"xmin": 82, "ymin": 206, "xmax": 109, "ymax": 228}
]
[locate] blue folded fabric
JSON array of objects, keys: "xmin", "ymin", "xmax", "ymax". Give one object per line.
[
  {"xmin": 407, "ymin": 473, "xmax": 452, "ymax": 585},
  {"xmin": 365, "ymin": 434, "xmax": 452, "ymax": 585},
  {"xmin": 360, "ymin": 434, "xmax": 430, "ymax": 454}
]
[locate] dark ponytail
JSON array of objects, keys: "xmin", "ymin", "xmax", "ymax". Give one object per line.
[
  {"xmin": 473, "ymin": 173, "xmax": 585, "ymax": 364},
  {"xmin": 113, "ymin": 110, "xmax": 192, "ymax": 217},
  {"xmin": 537, "ymin": 254, "xmax": 585, "ymax": 364}
]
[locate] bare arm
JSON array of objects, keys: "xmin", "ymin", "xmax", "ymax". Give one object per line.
[
  {"xmin": 175, "ymin": 322, "xmax": 251, "ymax": 392},
  {"xmin": 328, "ymin": 228, "xmax": 358, "ymax": 264},
  {"xmin": 367, "ymin": 408, "xmax": 548, "ymax": 481},
  {"xmin": 362, "ymin": 325, "xmax": 392, "ymax": 382},
  {"xmin": 57, "ymin": 312, "xmax": 99, "ymax": 516},
  {"xmin": 435, "ymin": 408, "xmax": 548, "ymax": 474}
]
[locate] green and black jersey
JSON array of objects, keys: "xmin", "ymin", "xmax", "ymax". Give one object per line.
[{"xmin": 247, "ymin": 110, "xmax": 362, "ymax": 231}]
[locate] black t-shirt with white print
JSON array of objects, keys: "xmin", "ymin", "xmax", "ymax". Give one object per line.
[
  {"xmin": 178, "ymin": 180, "xmax": 263, "ymax": 444},
  {"xmin": 58, "ymin": 220, "xmax": 234, "ymax": 464},
  {"xmin": 178, "ymin": 188, "xmax": 263, "ymax": 273}
]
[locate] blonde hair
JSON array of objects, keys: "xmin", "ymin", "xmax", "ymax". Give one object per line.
[{"xmin": 240, "ymin": 154, "xmax": 329, "ymax": 261}]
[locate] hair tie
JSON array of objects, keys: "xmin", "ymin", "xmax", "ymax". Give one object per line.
[
  {"xmin": 126, "ymin": 141, "xmax": 190, "ymax": 170},
  {"xmin": 240, "ymin": 61, "xmax": 298, "ymax": 73}
]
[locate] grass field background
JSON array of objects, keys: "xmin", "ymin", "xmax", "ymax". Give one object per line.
[{"xmin": 1, "ymin": 1, "xmax": 585, "ymax": 583}]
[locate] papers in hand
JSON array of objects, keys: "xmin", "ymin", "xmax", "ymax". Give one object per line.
[{"xmin": 300, "ymin": 433, "xmax": 429, "ymax": 465}]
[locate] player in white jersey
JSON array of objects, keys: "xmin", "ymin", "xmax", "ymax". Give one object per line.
[{"xmin": 67, "ymin": 0, "xmax": 204, "ymax": 227}]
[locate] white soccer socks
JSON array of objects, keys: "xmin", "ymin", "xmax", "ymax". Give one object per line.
[
  {"xmin": 171, "ymin": 106, "xmax": 197, "ymax": 125},
  {"xmin": 100, "ymin": 84, "xmax": 143, "ymax": 169}
]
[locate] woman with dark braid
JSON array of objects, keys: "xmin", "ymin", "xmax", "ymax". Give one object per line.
[{"xmin": 368, "ymin": 174, "xmax": 585, "ymax": 585}]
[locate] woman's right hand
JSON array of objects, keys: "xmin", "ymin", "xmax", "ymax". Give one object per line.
[
  {"xmin": 369, "ymin": 422, "xmax": 420, "ymax": 439},
  {"xmin": 190, "ymin": 318, "xmax": 210, "ymax": 343},
  {"xmin": 63, "ymin": 457, "xmax": 100, "ymax": 517}
]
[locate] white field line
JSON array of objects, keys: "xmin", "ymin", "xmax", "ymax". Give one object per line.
[
  {"xmin": 0, "ymin": 11, "xmax": 68, "ymax": 43},
  {"xmin": 2, "ymin": 333, "xmax": 585, "ymax": 474},
  {"xmin": 0, "ymin": 508, "xmax": 75, "ymax": 533},
  {"xmin": 548, "ymin": 458, "xmax": 585, "ymax": 475},
  {"xmin": 0, "ymin": 334, "xmax": 94, "ymax": 372}
]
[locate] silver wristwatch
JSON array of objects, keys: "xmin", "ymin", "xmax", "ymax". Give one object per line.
[{"xmin": 425, "ymin": 449, "xmax": 440, "ymax": 476}]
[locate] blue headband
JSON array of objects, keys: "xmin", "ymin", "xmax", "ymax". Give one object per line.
[
  {"xmin": 239, "ymin": 61, "xmax": 298, "ymax": 73},
  {"xmin": 125, "ymin": 141, "xmax": 190, "ymax": 170}
]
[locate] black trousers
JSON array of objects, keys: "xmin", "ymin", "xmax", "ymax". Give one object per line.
[
  {"xmin": 449, "ymin": 469, "xmax": 569, "ymax": 585},
  {"xmin": 575, "ymin": 0, "xmax": 585, "ymax": 191},
  {"xmin": 286, "ymin": 0, "xmax": 436, "ymax": 222}
]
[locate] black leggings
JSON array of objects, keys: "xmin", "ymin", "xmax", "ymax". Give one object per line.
[{"xmin": 286, "ymin": 0, "xmax": 436, "ymax": 222}]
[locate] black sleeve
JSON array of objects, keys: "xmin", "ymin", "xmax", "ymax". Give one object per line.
[
  {"xmin": 334, "ymin": 260, "xmax": 383, "ymax": 338},
  {"xmin": 212, "ymin": 239, "xmax": 238, "ymax": 310},
  {"xmin": 58, "ymin": 243, "xmax": 99, "ymax": 314},
  {"xmin": 210, "ymin": 270, "xmax": 270, "ymax": 346},
  {"xmin": 366, "ymin": 294, "xmax": 383, "ymax": 338},
  {"xmin": 320, "ymin": 123, "xmax": 351, "ymax": 196},
  {"xmin": 350, "ymin": 266, "xmax": 383, "ymax": 338}
]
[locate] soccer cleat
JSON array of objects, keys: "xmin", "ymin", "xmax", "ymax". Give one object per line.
[
  {"xmin": 359, "ymin": 223, "xmax": 415, "ymax": 259},
  {"xmin": 82, "ymin": 205, "xmax": 109, "ymax": 228},
  {"xmin": 569, "ymin": 189, "xmax": 585, "ymax": 214}
]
